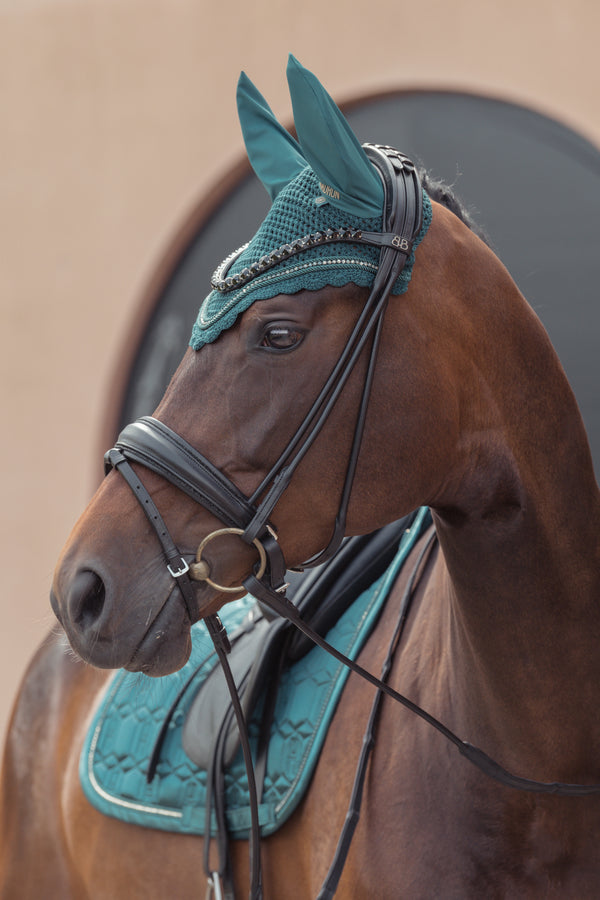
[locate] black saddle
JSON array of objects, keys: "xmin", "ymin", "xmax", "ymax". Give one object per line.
[{"xmin": 182, "ymin": 510, "xmax": 420, "ymax": 768}]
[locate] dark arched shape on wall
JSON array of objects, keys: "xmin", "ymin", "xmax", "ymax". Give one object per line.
[{"xmin": 102, "ymin": 89, "xmax": 600, "ymax": 477}]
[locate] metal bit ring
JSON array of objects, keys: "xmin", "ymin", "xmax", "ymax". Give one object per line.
[{"xmin": 189, "ymin": 527, "xmax": 267, "ymax": 593}]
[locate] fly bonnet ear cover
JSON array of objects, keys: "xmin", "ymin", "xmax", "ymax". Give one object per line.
[{"xmin": 190, "ymin": 55, "xmax": 432, "ymax": 350}]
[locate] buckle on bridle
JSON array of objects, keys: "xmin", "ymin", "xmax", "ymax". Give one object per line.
[{"xmin": 167, "ymin": 557, "xmax": 190, "ymax": 578}]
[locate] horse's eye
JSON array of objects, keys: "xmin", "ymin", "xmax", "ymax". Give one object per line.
[{"xmin": 260, "ymin": 326, "xmax": 304, "ymax": 351}]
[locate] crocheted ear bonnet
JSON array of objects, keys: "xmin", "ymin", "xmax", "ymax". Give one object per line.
[{"xmin": 190, "ymin": 56, "xmax": 431, "ymax": 351}]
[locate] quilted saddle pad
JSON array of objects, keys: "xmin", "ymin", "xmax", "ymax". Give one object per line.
[{"xmin": 80, "ymin": 508, "xmax": 431, "ymax": 838}]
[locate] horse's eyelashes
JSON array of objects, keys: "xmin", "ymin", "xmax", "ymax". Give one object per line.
[{"xmin": 260, "ymin": 326, "xmax": 305, "ymax": 352}]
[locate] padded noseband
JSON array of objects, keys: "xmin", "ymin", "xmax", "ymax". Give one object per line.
[
  {"xmin": 103, "ymin": 144, "xmax": 424, "ymax": 900},
  {"xmin": 105, "ymin": 144, "xmax": 424, "ymax": 597}
]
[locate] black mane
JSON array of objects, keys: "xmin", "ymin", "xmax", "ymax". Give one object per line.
[{"xmin": 419, "ymin": 169, "xmax": 489, "ymax": 245}]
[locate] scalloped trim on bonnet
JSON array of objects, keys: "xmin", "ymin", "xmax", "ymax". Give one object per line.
[{"xmin": 190, "ymin": 168, "xmax": 431, "ymax": 350}]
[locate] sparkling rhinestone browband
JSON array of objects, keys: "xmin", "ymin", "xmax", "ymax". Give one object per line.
[
  {"xmin": 210, "ymin": 227, "xmax": 414, "ymax": 294},
  {"xmin": 209, "ymin": 144, "xmax": 421, "ymax": 296}
]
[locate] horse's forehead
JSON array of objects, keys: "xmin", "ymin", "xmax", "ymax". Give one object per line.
[{"xmin": 237, "ymin": 284, "xmax": 368, "ymax": 324}]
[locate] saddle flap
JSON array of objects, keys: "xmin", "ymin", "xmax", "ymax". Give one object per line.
[
  {"xmin": 182, "ymin": 612, "xmax": 271, "ymax": 768},
  {"xmin": 182, "ymin": 512, "xmax": 421, "ymax": 771}
]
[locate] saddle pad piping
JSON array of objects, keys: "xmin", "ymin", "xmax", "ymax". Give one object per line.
[{"xmin": 79, "ymin": 509, "xmax": 431, "ymax": 837}]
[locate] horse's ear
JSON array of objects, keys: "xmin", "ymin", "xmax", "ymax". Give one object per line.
[
  {"xmin": 286, "ymin": 55, "xmax": 384, "ymax": 218},
  {"xmin": 237, "ymin": 71, "xmax": 307, "ymax": 201}
]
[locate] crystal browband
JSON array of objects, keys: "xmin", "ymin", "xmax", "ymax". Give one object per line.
[{"xmin": 210, "ymin": 227, "xmax": 415, "ymax": 294}]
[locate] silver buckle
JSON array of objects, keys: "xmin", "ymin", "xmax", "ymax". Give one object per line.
[{"xmin": 167, "ymin": 557, "xmax": 190, "ymax": 578}]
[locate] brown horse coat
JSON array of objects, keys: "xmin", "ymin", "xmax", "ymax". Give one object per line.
[{"xmin": 2, "ymin": 201, "xmax": 600, "ymax": 898}]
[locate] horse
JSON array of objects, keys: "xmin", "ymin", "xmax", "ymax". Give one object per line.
[{"xmin": 2, "ymin": 56, "xmax": 600, "ymax": 899}]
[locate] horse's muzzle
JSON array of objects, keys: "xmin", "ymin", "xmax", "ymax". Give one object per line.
[{"xmin": 50, "ymin": 563, "xmax": 194, "ymax": 674}]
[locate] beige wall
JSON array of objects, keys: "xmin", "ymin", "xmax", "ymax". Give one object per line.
[{"xmin": 1, "ymin": 0, "xmax": 599, "ymax": 744}]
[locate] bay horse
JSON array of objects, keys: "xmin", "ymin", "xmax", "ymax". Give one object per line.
[{"xmin": 2, "ymin": 57, "xmax": 600, "ymax": 899}]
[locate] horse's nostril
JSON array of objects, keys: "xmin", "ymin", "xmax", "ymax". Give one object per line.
[{"xmin": 71, "ymin": 569, "xmax": 107, "ymax": 631}]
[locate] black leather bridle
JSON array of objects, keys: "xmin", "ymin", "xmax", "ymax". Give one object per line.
[
  {"xmin": 107, "ymin": 143, "xmax": 424, "ymax": 594},
  {"xmin": 104, "ymin": 144, "xmax": 600, "ymax": 900},
  {"xmin": 103, "ymin": 143, "xmax": 423, "ymax": 898}
]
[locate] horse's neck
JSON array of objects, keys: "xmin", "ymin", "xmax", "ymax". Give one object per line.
[{"xmin": 428, "ymin": 288, "xmax": 600, "ymax": 778}]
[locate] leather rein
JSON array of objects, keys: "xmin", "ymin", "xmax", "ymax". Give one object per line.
[{"xmin": 104, "ymin": 145, "xmax": 600, "ymax": 899}]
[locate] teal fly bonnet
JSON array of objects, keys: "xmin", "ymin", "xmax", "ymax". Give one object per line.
[{"xmin": 190, "ymin": 56, "xmax": 431, "ymax": 350}]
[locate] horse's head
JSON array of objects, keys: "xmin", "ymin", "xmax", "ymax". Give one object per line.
[{"xmin": 51, "ymin": 57, "xmax": 494, "ymax": 675}]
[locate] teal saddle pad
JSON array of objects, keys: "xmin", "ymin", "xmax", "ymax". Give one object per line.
[{"xmin": 80, "ymin": 508, "xmax": 431, "ymax": 839}]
